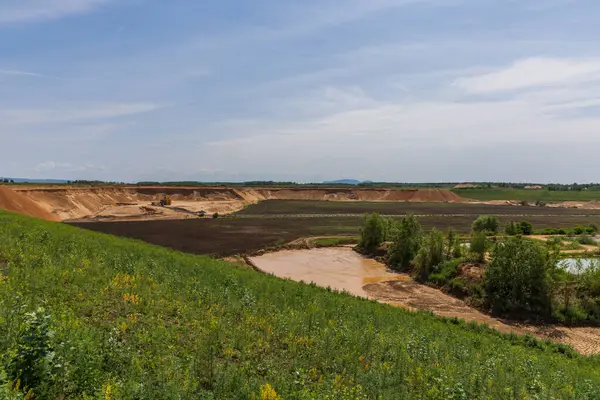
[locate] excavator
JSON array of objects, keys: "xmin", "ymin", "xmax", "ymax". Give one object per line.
[{"xmin": 159, "ymin": 194, "xmax": 172, "ymax": 206}]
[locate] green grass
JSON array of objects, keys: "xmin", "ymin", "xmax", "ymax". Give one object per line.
[
  {"xmin": 312, "ymin": 237, "xmax": 359, "ymax": 247},
  {"xmin": 454, "ymin": 188, "xmax": 600, "ymax": 202},
  {"xmin": 1, "ymin": 211, "xmax": 600, "ymax": 398}
]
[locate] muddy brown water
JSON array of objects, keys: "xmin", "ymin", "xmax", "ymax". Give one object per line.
[
  {"xmin": 249, "ymin": 247, "xmax": 403, "ymax": 298},
  {"xmin": 249, "ymin": 247, "xmax": 600, "ymax": 355}
]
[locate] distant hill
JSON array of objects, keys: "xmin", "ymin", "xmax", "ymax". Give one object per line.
[{"xmin": 324, "ymin": 179, "xmax": 362, "ymax": 185}]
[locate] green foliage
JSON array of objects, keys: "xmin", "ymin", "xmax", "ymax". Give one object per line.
[
  {"xmin": 358, "ymin": 213, "xmax": 386, "ymax": 253},
  {"xmin": 472, "ymin": 215, "xmax": 499, "ymax": 235},
  {"xmin": 429, "ymin": 258, "xmax": 464, "ymax": 286},
  {"xmin": 312, "ymin": 237, "xmax": 358, "ymax": 247},
  {"xmin": 505, "ymin": 222, "xmax": 519, "ymax": 236},
  {"xmin": 485, "ymin": 238, "xmax": 552, "ymax": 316},
  {"xmin": 4, "ymin": 308, "xmax": 53, "ymax": 394},
  {"xmin": 212, "ymin": 212, "xmax": 220, "ymax": 219},
  {"xmin": 470, "ymin": 231, "xmax": 487, "ymax": 263},
  {"xmin": 445, "ymin": 230, "xmax": 458, "ymax": 260},
  {"xmin": 546, "ymin": 237, "xmax": 563, "ymax": 247},
  {"xmin": 564, "ymin": 240, "xmax": 584, "ymax": 250},
  {"xmin": 577, "ymin": 236, "xmax": 598, "ymax": 246},
  {"xmin": 535, "ymin": 224, "xmax": 599, "ymax": 236},
  {"xmin": 2, "ymin": 211, "xmax": 600, "ymax": 398},
  {"xmin": 519, "ymin": 221, "xmax": 534, "ymax": 236},
  {"xmin": 452, "ymin": 241, "xmax": 463, "ymax": 258},
  {"xmin": 387, "ymin": 215, "xmax": 422, "ymax": 271},
  {"xmin": 535, "ymin": 227, "xmax": 568, "ymax": 235},
  {"xmin": 552, "ymin": 260, "xmax": 600, "ymax": 323},
  {"xmin": 454, "ymin": 188, "xmax": 600, "ymax": 202},
  {"xmin": 505, "ymin": 221, "xmax": 533, "ymax": 236},
  {"xmin": 414, "ymin": 229, "xmax": 445, "ymax": 282}
]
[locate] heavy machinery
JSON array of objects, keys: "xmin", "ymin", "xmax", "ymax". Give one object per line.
[{"xmin": 159, "ymin": 194, "xmax": 172, "ymax": 206}]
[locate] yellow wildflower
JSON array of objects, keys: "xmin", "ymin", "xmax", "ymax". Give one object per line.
[{"xmin": 260, "ymin": 383, "xmax": 280, "ymax": 400}]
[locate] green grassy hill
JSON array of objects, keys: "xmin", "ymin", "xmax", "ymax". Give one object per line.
[
  {"xmin": 1, "ymin": 211, "xmax": 600, "ymax": 399},
  {"xmin": 454, "ymin": 188, "xmax": 600, "ymax": 202}
]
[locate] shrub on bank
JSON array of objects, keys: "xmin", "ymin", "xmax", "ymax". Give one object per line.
[
  {"xmin": 387, "ymin": 215, "xmax": 422, "ymax": 271},
  {"xmin": 484, "ymin": 238, "xmax": 552, "ymax": 317},
  {"xmin": 472, "ymin": 215, "xmax": 499, "ymax": 235},
  {"xmin": 358, "ymin": 213, "xmax": 387, "ymax": 253}
]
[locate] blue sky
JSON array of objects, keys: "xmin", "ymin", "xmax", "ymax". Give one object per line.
[{"xmin": 2, "ymin": 0, "xmax": 600, "ymax": 183}]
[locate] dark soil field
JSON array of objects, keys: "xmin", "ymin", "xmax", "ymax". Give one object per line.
[
  {"xmin": 238, "ymin": 200, "xmax": 600, "ymax": 216},
  {"xmin": 73, "ymin": 213, "xmax": 600, "ymax": 257}
]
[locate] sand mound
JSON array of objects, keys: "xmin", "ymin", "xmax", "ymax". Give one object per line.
[{"xmin": 0, "ymin": 187, "xmax": 59, "ymax": 221}]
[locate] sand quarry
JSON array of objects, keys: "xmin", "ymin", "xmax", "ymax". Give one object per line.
[
  {"xmin": 0, "ymin": 186, "xmax": 468, "ymax": 222},
  {"xmin": 3, "ymin": 185, "xmax": 600, "ymax": 222}
]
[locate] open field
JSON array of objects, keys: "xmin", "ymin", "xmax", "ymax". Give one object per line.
[
  {"xmin": 238, "ymin": 199, "xmax": 600, "ymax": 216},
  {"xmin": 3, "ymin": 211, "xmax": 600, "ymax": 398},
  {"xmin": 454, "ymin": 188, "xmax": 600, "ymax": 202},
  {"xmin": 74, "ymin": 214, "xmax": 600, "ymax": 257}
]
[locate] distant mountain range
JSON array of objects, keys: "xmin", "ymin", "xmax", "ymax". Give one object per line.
[{"xmin": 324, "ymin": 179, "xmax": 365, "ymax": 185}]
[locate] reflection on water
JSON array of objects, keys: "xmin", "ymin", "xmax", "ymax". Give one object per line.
[
  {"xmin": 559, "ymin": 258, "xmax": 600, "ymax": 274},
  {"xmin": 249, "ymin": 248, "xmax": 402, "ymax": 298}
]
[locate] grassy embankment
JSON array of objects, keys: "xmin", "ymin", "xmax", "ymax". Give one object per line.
[
  {"xmin": 4, "ymin": 211, "xmax": 600, "ymax": 398},
  {"xmin": 454, "ymin": 188, "xmax": 600, "ymax": 202}
]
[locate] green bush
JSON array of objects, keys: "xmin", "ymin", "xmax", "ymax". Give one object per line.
[
  {"xmin": 448, "ymin": 278, "xmax": 469, "ymax": 297},
  {"xmin": 564, "ymin": 240, "xmax": 584, "ymax": 250},
  {"xmin": 484, "ymin": 238, "xmax": 552, "ymax": 316},
  {"xmin": 546, "ymin": 237, "xmax": 562, "ymax": 247},
  {"xmin": 429, "ymin": 258, "xmax": 464, "ymax": 286},
  {"xmin": 414, "ymin": 229, "xmax": 445, "ymax": 282},
  {"xmin": 358, "ymin": 213, "xmax": 386, "ymax": 253},
  {"xmin": 445, "ymin": 229, "xmax": 458, "ymax": 260},
  {"xmin": 519, "ymin": 221, "xmax": 533, "ymax": 236},
  {"xmin": 505, "ymin": 221, "xmax": 519, "ymax": 236},
  {"xmin": 472, "ymin": 215, "xmax": 499, "ymax": 235},
  {"xmin": 577, "ymin": 236, "xmax": 598, "ymax": 246},
  {"xmin": 387, "ymin": 215, "xmax": 422, "ymax": 271},
  {"xmin": 470, "ymin": 231, "xmax": 487, "ymax": 263},
  {"xmin": 4, "ymin": 308, "xmax": 53, "ymax": 393}
]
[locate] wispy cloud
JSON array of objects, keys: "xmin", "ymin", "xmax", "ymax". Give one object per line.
[
  {"xmin": 0, "ymin": 102, "xmax": 164, "ymax": 126},
  {"xmin": 0, "ymin": 0, "xmax": 114, "ymax": 25},
  {"xmin": 454, "ymin": 58, "xmax": 600, "ymax": 94},
  {"xmin": 34, "ymin": 161, "xmax": 106, "ymax": 173},
  {"xmin": 0, "ymin": 69, "xmax": 43, "ymax": 77}
]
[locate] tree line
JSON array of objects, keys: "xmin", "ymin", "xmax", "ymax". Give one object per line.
[{"xmin": 358, "ymin": 213, "xmax": 600, "ymax": 323}]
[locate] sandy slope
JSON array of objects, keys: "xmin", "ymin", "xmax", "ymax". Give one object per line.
[
  {"xmin": 2, "ymin": 186, "xmax": 467, "ymax": 222},
  {"xmin": 0, "ymin": 187, "xmax": 59, "ymax": 221}
]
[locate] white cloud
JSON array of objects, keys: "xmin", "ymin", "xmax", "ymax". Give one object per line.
[
  {"xmin": 0, "ymin": 0, "xmax": 113, "ymax": 25},
  {"xmin": 454, "ymin": 57, "xmax": 600, "ymax": 94},
  {"xmin": 206, "ymin": 76, "xmax": 600, "ymax": 175}
]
